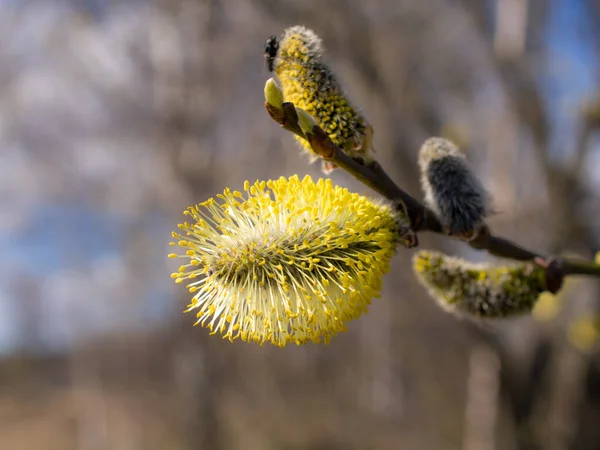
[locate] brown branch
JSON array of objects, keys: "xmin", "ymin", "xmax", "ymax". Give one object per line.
[
  {"xmin": 266, "ymin": 101, "xmax": 600, "ymax": 281},
  {"xmin": 468, "ymin": 226, "xmax": 539, "ymax": 261},
  {"xmin": 271, "ymin": 102, "xmax": 440, "ymax": 231},
  {"xmin": 307, "ymin": 126, "xmax": 441, "ymax": 232}
]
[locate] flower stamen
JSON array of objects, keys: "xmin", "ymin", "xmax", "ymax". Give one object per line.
[{"xmin": 170, "ymin": 175, "xmax": 402, "ymax": 347}]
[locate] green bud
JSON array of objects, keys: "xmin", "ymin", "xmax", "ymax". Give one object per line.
[
  {"xmin": 295, "ymin": 106, "xmax": 318, "ymax": 136},
  {"xmin": 264, "ymin": 77, "xmax": 283, "ymax": 110}
]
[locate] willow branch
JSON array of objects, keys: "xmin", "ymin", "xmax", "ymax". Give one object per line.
[{"xmin": 266, "ymin": 101, "xmax": 600, "ymax": 281}]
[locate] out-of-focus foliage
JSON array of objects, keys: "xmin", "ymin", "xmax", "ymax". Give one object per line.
[{"xmin": 0, "ymin": 1, "xmax": 599, "ymax": 449}]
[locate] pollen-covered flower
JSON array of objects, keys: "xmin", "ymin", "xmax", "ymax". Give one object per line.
[
  {"xmin": 169, "ymin": 175, "xmax": 403, "ymax": 347},
  {"xmin": 273, "ymin": 26, "xmax": 373, "ymax": 172},
  {"xmin": 413, "ymin": 251, "xmax": 548, "ymax": 318}
]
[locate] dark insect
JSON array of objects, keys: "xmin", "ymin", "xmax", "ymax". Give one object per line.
[{"xmin": 264, "ymin": 35, "xmax": 279, "ymax": 72}]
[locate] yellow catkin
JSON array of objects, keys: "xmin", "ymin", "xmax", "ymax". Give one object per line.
[
  {"xmin": 170, "ymin": 175, "xmax": 403, "ymax": 347},
  {"xmin": 413, "ymin": 251, "xmax": 548, "ymax": 318},
  {"xmin": 273, "ymin": 26, "xmax": 374, "ymax": 172}
]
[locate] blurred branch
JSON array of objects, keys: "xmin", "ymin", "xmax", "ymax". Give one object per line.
[
  {"xmin": 575, "ymin": 97, "xmax": 600, "ymax": 175},
  {"xmin": 462, "ymin": 346, "xmax": 500, "ymax": 450},
  {"xmin": 266, "ymin": 100, "xmax": 600, "ymax": 285},
  {"xmin": 489, "ymin": 0, "xmax": 598, "ymax": 252},
  {"xmin": 494, "ymin": 0, "xmax": 529, "ymax": 60}
]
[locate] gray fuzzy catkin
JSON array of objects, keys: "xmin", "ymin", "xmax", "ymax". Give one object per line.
[{"xmin": 418, "ymin": 137, "xmax": 490, "ymax": 235}]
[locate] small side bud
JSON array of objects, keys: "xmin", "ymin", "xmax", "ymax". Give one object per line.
[
  {"xmin": 413, "ymin": 251, "xmax": 548, "ymax": 318},
  {"xmin": 295, "ymin": 106, "xmax": 318, "ymax": 136},
  {"xmin": 264, "ymin": 78, "xmax": 284, "ymax": 110},
  {"xmin": 391, "ymin": 200, "xmax": 418, "ymax": 248},
  {"xmin": 418, "ymin": 137, "xmax": 491, "ymax": 238}
]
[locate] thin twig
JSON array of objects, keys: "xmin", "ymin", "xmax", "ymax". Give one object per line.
[{"xmin": 266, "ymin": 101, "xmax": 600, "ymax": 281}]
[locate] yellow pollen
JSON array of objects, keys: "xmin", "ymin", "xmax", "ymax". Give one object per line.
[{"xmin": 169, "ymin": 175, "xmax": 399, "ymax": 347}]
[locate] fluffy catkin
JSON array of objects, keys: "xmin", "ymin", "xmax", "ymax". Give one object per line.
[
  {"xmin": 169, "ymin": 175, "xmax": 410, "ymax": 347},
  {"xmin": 418, "ymin": 137, "xmax": 490, "ymax": 237},
  {"xmin": 273, "ymin": 26, "xmax": 373, "ymax": 172},
  {"xmin": 413, "ymin": 251, "xmax": 548, "ymax": 318}
]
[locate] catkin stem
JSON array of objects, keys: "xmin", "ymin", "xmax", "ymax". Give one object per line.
[{"xmin": 563, "ymin": 260, "xmax": 600, "ymax": 276}]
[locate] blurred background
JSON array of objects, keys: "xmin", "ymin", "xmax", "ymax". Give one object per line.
[{"xmin": 0, "ymin": 0, "xmax": 599, "ymax": 449}]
